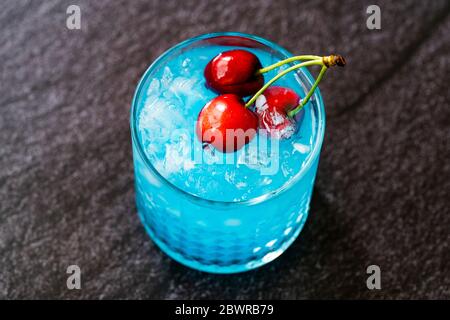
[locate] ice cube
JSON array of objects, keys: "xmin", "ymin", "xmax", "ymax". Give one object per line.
[
  {"xmin": 238, "ymin": 142, "xmax": 271, "ymax": 171},
  {"xmin": 163, "ymin": 75, "xmax": 208, "ymax": 114},
  {"xmin": 161, "ymin": 66, "xmax": 173, "ymax": 87},
  {"xmin": 224, "ymin": 170, "xmax": 236, "ymax": 185},
  {"xmin": 257, "ymin": 102, "xmax": 298, "ymax": 139},
  {"xmin": 255, "ymin": 95, "xmax": 268, "ymax": 112},
  {"xmin": 260, "ymin": 177, "xmax": 272, "ymax": 186},
  {"xmin": 293, "ymin": 142, "xmax": 310, "ymax": 154},
  {"xmin": 138, "ymin": 97, "xmax": 186, "ymax": 144},
  {"xmin": 275, "ymin": 120, "xmax": 296, "ymax": 139},
  {"xmin": 146, "ymin": 78, "xmax": 160, "ymax": 96},
  {"xmin": 168, "ymin": 77, "xmax": 201, "ymax": 101},
  {"xmin": 155, "ymin": 132, "xmax": 195, "ymax": 176},
  {"xmin": 181, "ymin": 57, "xmax": 192, "ymax": 75}
]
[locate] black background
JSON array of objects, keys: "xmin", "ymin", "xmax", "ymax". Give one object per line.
[{"xmin": 0, "ymin": 0, "xmax": 449, "ymax": 299}]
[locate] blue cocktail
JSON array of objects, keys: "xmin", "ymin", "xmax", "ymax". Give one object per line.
[{"xmin": 130, "ymin": 33, "xmax": 325, "ymax": 273}]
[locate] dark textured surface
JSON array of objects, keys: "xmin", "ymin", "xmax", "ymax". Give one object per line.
[{"xmin": 0, "ymin": 0, "xmax": 449, "ymax": 299}]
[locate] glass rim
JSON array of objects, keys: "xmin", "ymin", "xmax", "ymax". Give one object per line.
[{"xmin": 130, "ymin": 32, "xmax": 326, "ymax": 207}]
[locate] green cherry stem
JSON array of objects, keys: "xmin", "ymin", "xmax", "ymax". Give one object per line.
[
  {"xmin": 256, "ymin": 55, "xmax": 322, "ymax": 75},
  {"xmin": 287, "ymin": 65, "xmax": 327, "ymax": 118},
  {"xmin": 245, "ymin": 60, "xmax": 323, "ymax": 108},
  {"xmin": 288, "ymin": 54, "xmax": 346, "ymax": 117}
]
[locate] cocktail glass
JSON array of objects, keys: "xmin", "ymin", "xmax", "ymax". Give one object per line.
[{"xmin": 130, "ymin": 32, "xmax": 325, "ymax": 273}]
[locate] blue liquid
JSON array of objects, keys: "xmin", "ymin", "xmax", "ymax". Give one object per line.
[{"xmin": 131, "ymin": 35, "xmax": 324, "ymax": 273}]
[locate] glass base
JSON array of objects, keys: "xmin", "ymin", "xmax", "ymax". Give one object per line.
[{"xmin": 137, "ymin": 209, "xmax": 309, "ymax": 274}]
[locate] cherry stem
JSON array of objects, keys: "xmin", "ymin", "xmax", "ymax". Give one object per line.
[
  {"xmin": 287, "ymin": 65, "xmax": 327, "ymax": 118},
  {"xmin": 256, "ymin": 55, "xmax": 322, "ymax": 75},
  {"xmin": 245, "ymin": 60, "xmax": 323, "ymax": 108}
]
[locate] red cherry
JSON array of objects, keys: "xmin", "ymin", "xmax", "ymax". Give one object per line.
[
  {"xmin": 196, "ymin": 94, "xmax": 258, "ymax": 153},
  {"xmin": 254, "ymin": 86, "xmax": 301, "ymax": 139},
  {"xmin": 204, "ymin": 50, "xmax": 264, "ymax": 97}
]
